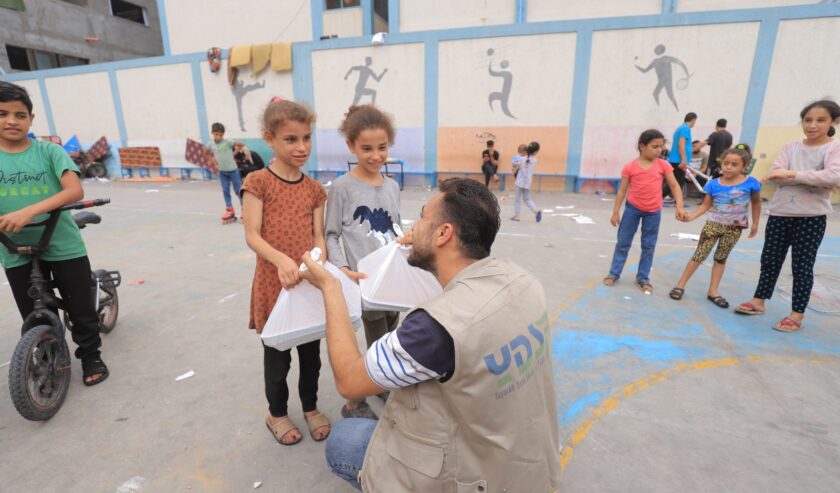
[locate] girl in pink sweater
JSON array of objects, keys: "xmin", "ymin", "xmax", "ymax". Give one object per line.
[{"xmin": 735, "ymin": 100, "xmax": 840, "ymax": 332}]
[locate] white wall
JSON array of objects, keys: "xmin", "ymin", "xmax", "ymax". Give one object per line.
[
  {"xmin": 438, "ymin": 33, "xmax": 577, "ymax": 127},
  {"xmin": 759, "ymin": 17, "xmax": 840, "ymax": 127},
  {"xmin": 163, "ymin": 0, "xmax": 312, "ymax": 55},
  {"xmin": 311, "ymin": 44, "xmax": 425, "ymax": 129},
  {"xmin": 527, "ymin": 0, "xmax": 660, "ymax": 21},
  {"xmin": 14, "ymin": 80, "xmax": 50, "ymax": 136},
  {"xmin": 116, "ymin": 64, "xmax": 199, "ymax": 166},
  {"xmin": 201, "ymin": 63, "xmax": 295, "ymax": 139},
  {"xmin": 581, "ymin": 23, "xmax": 759, "ymax": 177},
  {"xmin": 677, "ymin": 0, "xmax": 817, "ymax": 12},
  {"xmin": 399, "ymin": 0, "xmax": 516, "ymax": 33},
  {"xmin": 45, "ymin": 72, "xmax": 120, "ymax": 143},
  {"xmin": 323, "ymin": 8, "xmax": 364, "ymax": 39}
]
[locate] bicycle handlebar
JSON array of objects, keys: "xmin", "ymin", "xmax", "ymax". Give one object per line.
[{"xmin": 1, "ymin": 198, "xmax": 111, "ymax": 256}]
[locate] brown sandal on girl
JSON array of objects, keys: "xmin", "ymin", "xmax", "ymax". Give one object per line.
[
  {"xmin": 304, "ymin": 412, "xmax": 331, "ymax": 442},
  {"xmin": 266, "ymin": 416, "xmax": 302, "ymax": 446}
]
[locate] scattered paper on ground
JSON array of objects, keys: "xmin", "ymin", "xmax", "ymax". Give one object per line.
[
  {"xmin": 175, "ymin": 370, "xmax": 195, "ymax": 381},
  {"xmin": 570, "ymin": 215, "xmax": 595, "ymax": 224},
  {"xmin": 127, "ymin": 279, "xmax": 145, "ymax": 285},
  {"xmin": 555, "ymin": 205, "xmax": 575, "ymax": 209},
  {"xmin": 671, "ymin": 233, "xmax": 700, "ymax": 241},
  {"xmin": 116, "ymin": 476, "xmax": 146, "ymax": 493},
  {"xmin": 254, "ymin": 482, "xmax": 262, "ymax": 489},
  {"xmin": 145, "ymin": 189, "xmax": 159, "ymax": 193}
]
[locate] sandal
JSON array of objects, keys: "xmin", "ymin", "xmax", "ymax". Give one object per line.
[
  {"xmin": 603, "ymin": 277, "xmax": 617, "ymax": 287},
  {"xmin": 266, "ymin": 416, "xmax": 302, "ymax": 446},
  {"xmin": 734, "ymin": 302, "xmax": 765, "ymax": 315},
  {"xmin": 669, "ymin": 287, "xmax": 684, "ymax": 300},
  {"xmin": 304, "ymin": 411, "xmax": 331, "ymax": 442},
  {"xmin": 81, "ymin": 356, "xmax": 109, "ymax": 387},
  {"xmin": 772, "ymin": 317, "xmax": 802, "ymax": 333},
  {"xmin": 707, "ymin": 295, "xmax": 730, "ymax": 309},
  {"xmin": 637, "ymin": 282, "xmax": 653, "ymax": 294}
]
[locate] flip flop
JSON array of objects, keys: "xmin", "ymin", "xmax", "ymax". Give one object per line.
[
  {"xmin": 304, "ymin": 411, "xmax": 331, "ymax": 442},
  {"xmin": 772, "ymin": 317, "xmax": 802, "ymax": 333},
  {"xmin": 266, "ymin": 417, "xmax": 302, "ymax": 446},
  {"xmin": 669, "ymin": 287, "xmax": 684, "ymax": 300},
  {"xmin": 637, "ymin": 282, "xmax": 653, "ymax": 294},
  {"xmin": 734, "ymin": 302, "xmax": 764, "ymax": 315},
  {"xmin": 603, "ymin": 277, "xmax": 617, "ymax": 287},
  {"xmin": 707, "ymin": 295, "xmax": 730, "ymax": 308}
]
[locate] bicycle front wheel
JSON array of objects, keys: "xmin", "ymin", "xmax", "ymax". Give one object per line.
[{"xmin": 8, "ymin": 325, "xmax": 71, "ymax": 421}]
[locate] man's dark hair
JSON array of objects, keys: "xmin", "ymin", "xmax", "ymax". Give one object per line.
[
  {"xmin": 437, "ymin": 178, "xmax": 500, "ymax": 259},
  {"xmin": 684, "ymin": 112, "xmax": 697, "ymax": 122},
  {"xmin": 211, "ymin": 122, "xmax": 225, "ymax": 133},
  {"xmin": 716, "ymin": 118, "xmax": 727, "ymax": 128},
  {"xmin": 0, "ymin": 81, "xmax": 33, "ymax": 114},
  {"xmin": 486, "ymin": 140, "xmax": 494, "ymax": 147}
]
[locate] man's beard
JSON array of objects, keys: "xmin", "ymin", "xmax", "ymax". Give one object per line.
[{"xmin": 407, "ymin": 245, "xmax": 436, "ymax": 276}]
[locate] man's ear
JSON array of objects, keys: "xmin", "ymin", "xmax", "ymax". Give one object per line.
[{"xmin": 434, "ymin": 222, "xmax": 455, "ymax": 247}]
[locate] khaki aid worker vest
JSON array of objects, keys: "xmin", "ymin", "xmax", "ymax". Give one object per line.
[{"xmin": 360, "ymin": 257, "xmax": 562, "ymax": 493}]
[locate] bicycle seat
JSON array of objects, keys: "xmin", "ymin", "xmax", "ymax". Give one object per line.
[{"xmin": 72, "ymin": 211, "xmax": 101, "ymax": 229}]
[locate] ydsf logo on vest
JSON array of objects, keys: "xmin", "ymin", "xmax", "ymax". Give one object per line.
[{"xmin": 484, "ymin": 312, "xmax": 550, "ymax": 399}]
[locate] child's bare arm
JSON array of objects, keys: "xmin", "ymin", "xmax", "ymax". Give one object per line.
[
  {"xmin": 312, "ymin": 203, "xmax": 327, "ymax": 261},
  {"xmin": 687, "ymin": 195, "xmax": 712, "ymax": 221},
  {"xmin": 749, "ymin": 191, "xmax": 761, "ymax": 238},
  {"xmin": 242, "ymin": 192, "xmax": 301, "ymax": 288},
  {"xmin": 0, "ymin": 170, "xmax": 84, "ymax": 233},
  {"xmin": 611, "ymin": 177, "xmax": 630, "ymax": 227},
  {"xmin": 664, "ymin": 172, "xmax": 689, "ymax": 220}
]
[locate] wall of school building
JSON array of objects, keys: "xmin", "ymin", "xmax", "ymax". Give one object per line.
[{"xmin": 2, "ymin": 0, "xmax": 839, "ymax": 194}]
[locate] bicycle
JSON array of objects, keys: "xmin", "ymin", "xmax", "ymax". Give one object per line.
[{"xmin": 0, "ymin": 199, "xmax": 121, "ymax": 421}]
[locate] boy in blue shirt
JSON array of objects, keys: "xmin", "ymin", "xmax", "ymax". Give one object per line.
[
  {"xmin": 665, "ymin": 112, "xmax": 697, "ymax": 202},
  {"xmin": 0, "ymin": 81, "xmax": 108, "ymax": 386}
]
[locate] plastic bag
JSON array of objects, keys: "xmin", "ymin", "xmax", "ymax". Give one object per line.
[
  {"xmin": 357, "ymin": 242, "xmax": 442, "ymax": 312},
  {"xmin": 261, "ymin": 251, "xmax": 362, "ymax": 351}
]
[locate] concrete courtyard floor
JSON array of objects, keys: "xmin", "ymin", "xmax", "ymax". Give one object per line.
[{"xmin": 1, "ymin": 179, "xmax": 838, "ymax": 493}]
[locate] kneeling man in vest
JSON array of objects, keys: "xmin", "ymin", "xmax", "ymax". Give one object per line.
[{"xmin": 300, "ymin": 178, "xmax": 561, "ymax": 492}]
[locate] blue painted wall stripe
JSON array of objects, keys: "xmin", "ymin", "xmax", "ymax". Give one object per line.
[
  {"xmin": 362, "ymin": 0, "xmax": 374, "ymax": 36},
  {"xmin": 516, "ymin": 0, "xmax": 527, "ymax": 24},
  {"xmin": 388, "ymin": 0, "xmax": 400, "ymax": 33},
  {"xmin": 36, "ymin": 77, "xmax": 57, "ymax": 136},
  {"xmin": 311, "ymin": 0, "xmax": 324, "ymax": 41},
  {"xmin": 662, "ymin": 0, "xmax": 676, "ymax": 15},
  {"xmin": 739, "ymin": 18, "xmax": 781, "ymax": 149},
  {"xmin": 423, "ymin": 39, "xmax": 439, "ymax": 175},
  {"xmin": 292, "ymin": 43, "xmax": 317, "ymax": 172},
  {"xmin": 107, "ymin": 69, "xmax": 128, "ymax": 144},
  {"xmin": 155, "ymin": 0, "xmax": 172, "ymax": 56},
  {"xmin": 190, "ymin": 61, "xmax": 210, "ymax": 143},
  {"xmin": 565, "ymin": 28, "xmax": 593, "ymax": 180}
]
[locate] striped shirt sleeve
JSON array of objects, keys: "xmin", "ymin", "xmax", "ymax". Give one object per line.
[{"xmin": 364, "ymin": 310, "xmax": 454, "ymax": 390}]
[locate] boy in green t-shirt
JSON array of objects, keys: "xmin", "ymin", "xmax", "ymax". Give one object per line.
[
  {"xmin": 205, "ymin": 122, "xmax": 243, "ymax": 223},
  {"xmin": 0, "ymin": 81, "xmax": 108, "ymax": 386}
]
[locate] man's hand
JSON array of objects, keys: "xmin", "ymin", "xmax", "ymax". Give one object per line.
[
  {"xmin": 276, "ymin": 255, "xmax": 302, "ymax": 289},
  {"xmin": 0, "ymin": 207, "xmax": 37, "ymax": 233},
  {"xmin": 610, "ymin": 211, "xmax": 620, "ymax": 227},
  {"xmin": 300, "ymin": 252, "xmax": 338, "ymax": 291},
  {"xmin": 749, "ymin": 224, "xmax": 758, "ymax": 239},
  {"xmin": 676, "ymin": 207, "xmax": 689, "ymax": 221},
  {"xmin": 679, "ymin": 162, "xmax": 687, "ymax": 171},
  {"xmin": 340, "ymin": 266, "xmax": 367, "ymax": 284}
]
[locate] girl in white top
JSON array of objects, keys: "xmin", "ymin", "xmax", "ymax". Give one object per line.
[
  {"xmin": 735, "ymin": 99, "xmax": 840, "ymax": 332},
  {"xmin": 511, "ymin": 141, "xmax": 542, "ymax": 223}
]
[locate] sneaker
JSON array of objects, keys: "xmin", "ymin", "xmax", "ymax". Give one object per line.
[
  {"xmin": 535, "ymin": 211, "xmax": 542, "ymax": 223},
  {"xmin": 510, "ymin": 216, "xmax": 520, "ymax": 221},
  {"xmin": 341, "ymin": 401, "xmax": 378, "ymax": 420}
]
